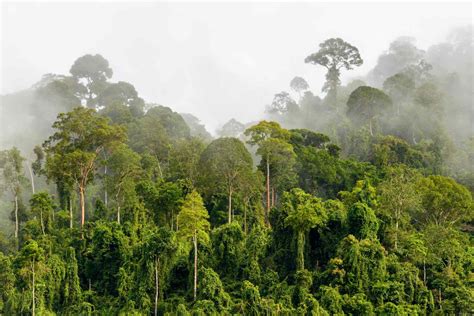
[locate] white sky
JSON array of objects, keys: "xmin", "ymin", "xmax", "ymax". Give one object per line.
[{"xmin": 1, "ymin": 1, "xmax": 472, "ymax": 132}]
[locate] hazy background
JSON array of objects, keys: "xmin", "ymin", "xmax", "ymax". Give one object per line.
[{"xmin": 1, "ymin": 1, "xmax": 472, "ymax": 132}]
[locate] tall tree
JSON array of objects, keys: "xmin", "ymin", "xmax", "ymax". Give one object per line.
[
  {"xmin": 168, "ymin": 138, "xmax": 206, "ymax": 186},
  {"xmin": 267, "ymin": 91, "xmax": 298, "ymax": 116},
  {"xmin": 43, "ymin": 107, "xmax": 126, "ymax": 228},
  {"xmin": 128, "ymin": 105, "xmax": 191, "ymax": 178},
  {"xmin": 416, "ymin": 175, "xmax": 473, "ymax": 227},
  {"xmin": 0, "ymin": 147, "xmax": 27, "ymax": 239},
  {"xmin": 177, "ymin": 191, "xmax": 210, "ymax": 301},
  {"xmin": 180, "ymin": 113, "xmax": 213, "ymax": 141},
  {"xmin": 97, "ymin": 81, "xmax": 145, "ymax": 116},
  {"xmin": 245, "ymin": 121, "xmax": 296, "ymax": 223},
  {"xmin": 105, "ymin": 144, "xmax": 142, "ymax": 224},
  {"xmin": 33, "ymin": 145, "xmax": 75, "ymax": 228},
  {"xmin": 378, "ymin": 166, "xmax": 422, "ymax": 249},
  {"xmin": 218, "ymin": 118, "xmax": 245, "ymax": 138},
  {"xmin": 305, "ymin": 38, "xmax": 363, "ymax": 105},
  {"xmin": 142, "ymin": 227, "xmax": 177, "ymax": 316},
  {"xmin": 198, "ymin": 137, "xmax": 254, "ymax": 224},
  {"xmin": 383, "ymin": 72, "xmax": 415, "ymax": 115},
  {"xmin": 290, "ymin": 76, "xmax": 309, "ymax": 99},
  {"xmin": 283, "ymin": 188, "xmax": 327, "ymax": 270},
  {"xmin": 69, "ymin": 54, "xmax": 113, "ymax": 108},
  {"xmin": 29, "ymin": 192, "xmax": 55, "ymax": 235},
  {"xmin": 17, "ymin": 240, "xmax": 45, "ymax": 316},
  {"xmin": 347, "ymin": 86, "xmax": 392, "ymax": 136}
]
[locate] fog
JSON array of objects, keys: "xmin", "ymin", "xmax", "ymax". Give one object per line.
[{"xmin": 1, "ymin": 2, "xmax": 471, "ymax": 133}]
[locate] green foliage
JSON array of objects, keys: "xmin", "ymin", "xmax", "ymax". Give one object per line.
[
  {"xmin": 43, "ymin": 107, "xmax": 126, "ymax": 227},
  {"xmin": 347, "ymin": 86, "xmax": 392, "ymax": 136},
  {"xmin": 347, "ymin": 202, "xmax": 379, "ymax": 240},
  {"xmin": 416, "ymin": 175, "xmax": 473, "ymax": 227},
  {"xmin": 177, "ymin": 191, "xmax": 210, "ymax": 244},
  {"xmin": 29, "ymin": 192, "xmax": 55, "ymax": 235},
  {"xmin": 336, "ymin": 235, "xmax": 387, "ymax": 293},
  {"xmin": 168, "ymin": 138, "xmax": 205, "ymax": 186},
  {"xmin": 2, "ymin": 42, "xmax": 473, "ymax": 314},
  {"xmin": 318, "ymin": 285, "xmax": 343, "ymax": 315},
  {"xmin": 83, "ymin": 221, "xmax": 129, "ymax": 296},
  {"xmin": 211, "ymin": 222, "xmax": 244, "ymax": 277},
  {"xmin": 198, "ymin": 137, "xmax": 254, "ymax": 224},
  {"xmin": 371, "ymin": 136, "xmax": 431, "ymax": 170},
  {"xmin": 97, "ymin": 81, "xmax": 145, "ymax": 116},
  {"xmin": 283, "ymin": 188, "xmax": 327, "ymax": 270},
  {"xmin": 197, "ymin": 267, "xmax": 231, "ymax": 311},
  {"xmin": 343, "ymin": 293, "xmax": 374, "ymax": 315}
]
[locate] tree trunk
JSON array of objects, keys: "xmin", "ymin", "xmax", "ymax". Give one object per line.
[
  {"xmin": 79, "ymin": 185, "xmax": 86, "ymax": 228},
  {"xmin": 117, "ymin": 205, "xmax": 121, "ymax": 225},
  {"xmin": 394, "ymin": 209, "xmax": 399, "ymax": 250},
  {"xmin": 156, "ymin": 159, "xmax": 163, "ymax": 180},
  {"xmin": 423, "ymin": 259, "xmax": 426, "ymax": 285},
  {"xmin": 369, "ymin": 119, "xmax": 374, "ymax": 136},
  {"xmin": 171, "ymin": 209, "xmax": 174, "ymax": 231},
  {"xmin": 104, "ymin": 164, "xmax": 108, "ymax": 207},
  {"xmin": 154, "ymin": 257, "xmax": 160, "ymax": 316},
  {"xmin": 243, "ymin": 200, "xmax": 248, "ymax": 235},
  {"xmin": 69, "ymin": 196, "xmax": 73, "ymax": 229},
  {"xmin": 228, "ymin": 187, "xmax": 232, "ymax": 224},
  {"xmin": 32, "ymin": 258, "xmax": 35, "ymax": 316},
  {"xmin": 26, "ymin": 162, "xmax": 35, "ymax": 194},
  {"xmin": 297, "ymin": 231, "xmax": 305, "ymax": 271},
  {"xmin": 193, "ymin": 231, "xmax": 198, "ymax": 301},
  {"xmin": 14, "ymin": 194, "xmax": 18, "ymax": 239},
  {"xmin": 40, "ymin": 210, "xmax": 45, "ymax": 235},
  {"xmin": 266, "ymin": 157, "xmax": 270, "ymax": 225}
]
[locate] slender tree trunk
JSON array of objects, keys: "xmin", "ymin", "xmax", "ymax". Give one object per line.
[
  {"xmin": 266, "ymin": 157, "xmax": 270, "ymax": 225},
  {"xmin": 297, "ymin": 231, "xmax": 305, "ymax": 271},
  {"xmin": 423, "ymin": 258, "xmax": 426, "ymax": 285},
  {"xmin": 156, "ymin": 159, "xmax": 163, "ymax": 180},
  {"xmin": 14, "ymin": 194, "xmax": 18, "ymax": 239},
  {"xmin": 104, "ymin": 162, "xmax": 108, "ymax": 207},
  {"xmin": 394, "ymin": 208, "xmax": 399, "ymax": 250},
  {"xmin": 171, "ymin": 210, "xmax": 174, "ymax": 231},
  {"xmin": 369, "ymin": 119, "xmax": 374, "ymax": 136},
  {"xmin": 69, "ymin": 196, "xmax": 73, "ymax": 229},
  {"xmin": 40, "ymin": 210, "xmax": 45, "ymax": 235},
  {"xmin": 154, "ymin": 257, "xmax": 160, "ymax": 316},
  {"xmin": 394, "ymin": 220, "xmax": 398, "ymax": 250},
  {"xmin": 228, "ymin": 187, "xmax": 233, "ymax": 224},
  {"xmin": 117, "ymin": 205, "xmax": 121, "ymax": 225},
  {"xmin": 243, "ymin": 200, "xmax": 248, "ymax": 235},
  {"xmin": 32, "ymin": 258, "xmax": 35, "ymax": 316},
  {"xmin": 193, "ymin": 231, "xmax": 198, "ymax": 301},
  {"xmin": 412, "ymin": 126, "xmax": 417, "ymax": 145},
  {"xmin": 79, "ymin": 185, "xmax": 85, "ymax": 228},
  {"xmin": 26, "ymin": 162, "xmax": 35, "ymax": 194}
]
